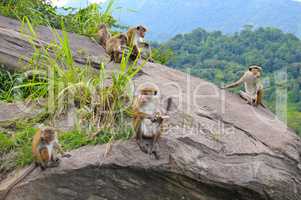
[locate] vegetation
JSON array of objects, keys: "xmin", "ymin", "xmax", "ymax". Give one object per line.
[
  {"xmin": 0, "ymin": 0, "xmax": 142, "ymax": 173},
  {"xmin": 0, "ymin": 126, "xmax": 133, "ymax": 168},
  {"xmin": 0, "ymin": 0, "xmax": 117, "ymax": 37},
  {"xmin": 163, "ymin": 26, "xmax": 301, "ymax": 135},
  {"xmin": 151, "ymin": 43, "xmax": 174, "ymax": 65}
]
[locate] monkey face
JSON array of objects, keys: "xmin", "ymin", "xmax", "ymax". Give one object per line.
[
  {"xmin": 137, "ymin": 26, "xmax": 147, "ymax": 38},
  {"xmin": 139, "ymin": 30, "xmax": 145, "ymax": 38},
  {"xmin": 139, "ymin": 94, "xmax": 153, "ymax": 104},
  {"xmin": 43, "ymin": 129, "xmax": 56, "ymax": 143},
  {"xmin": 139, "ymin": 94, "xmax": 160, "ymax": 113},
  {"xmin": 251, "ymin": 68, "xmax": 261, "ymax": 78},
  {"xmin": 99, "ymin": 24, "xmax": 106, "ymax": 30},
  {"xmin": 139, "ymin": 90, "xmax": 158, "ymax": 103}
]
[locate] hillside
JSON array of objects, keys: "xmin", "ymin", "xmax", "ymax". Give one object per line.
[
  {"xmin": 0, "ymin": 15, "xmax": 301, "ymax": 200},
  {"xmin": 0, "ymin": 1, "xmax": 301, "ymax": 199},
  {"xmin": 111, "ymin": 0, "xmax": 301, "ymax": 41},
  {"xmin": 160, "ymin": 26, "xmax": 301, "ymax": 134}
]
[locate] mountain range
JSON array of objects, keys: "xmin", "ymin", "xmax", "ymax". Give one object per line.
[{"xmin": 110, "ymin": 0, "xmax": 301, "ymax": 41}]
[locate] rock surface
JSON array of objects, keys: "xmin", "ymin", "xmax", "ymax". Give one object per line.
[
  {"xmin": 0, "ymin": 15, "xmax": 108, "ymax": 71},
  {"xmin": 0, "ymin": 16, "xmax": 301, "ymax": 200},
  {"xmin": 0, "ymin": 101, "xmax": 45, "ymax": 129}
]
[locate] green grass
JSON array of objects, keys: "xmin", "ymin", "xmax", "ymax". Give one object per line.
[
  {"xmin": 0, "ymin": 0, "xmax": 117, "ymax": 37},
  {"xmin": 0, "ymin": 128, "xmax": 36, "ymax": 166},
  {"xmin": 151, "ymin": 45, "xmax": 174, "ymax": 65},
  {"xmin": 0, "ymin": 0, "xmax": 142, "ymax": 175},
  {"xmin": 0, "ymin": 125, "xmax": 133, "ymax": 167},
  {"xmin": 59, "ymin": 126, "xmax": 133, "ymax": 151},
  {"xmin": 0, "ymin": 133, "xmax": 14, "ymax": 153},
  {"xmin": 0, "ymin": 66, "xmax": 49, "ymax": 102},
  {"xmin": 10, "ymin": 18, "xmax": 143, "ymax": 129},
  {"xmin": 287, "ymin": 106, "xmax": 301, "ymax": 135},
  {"xmin": 0, "ymin": 16, "xmax": 143, "ymax": 172}
]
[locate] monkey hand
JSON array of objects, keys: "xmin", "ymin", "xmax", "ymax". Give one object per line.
[
  {"xmin": 151, "ymin": 112, "xmax": 163, "ymax": 122},
  {"xmin": 150, "ymin": 116, "xmax": 158, "ymax": 122}
]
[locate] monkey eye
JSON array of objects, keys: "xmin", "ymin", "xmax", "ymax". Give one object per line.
[{"xmin": 154, "ymin": 91, "xmax": 158, "ymax": 95}]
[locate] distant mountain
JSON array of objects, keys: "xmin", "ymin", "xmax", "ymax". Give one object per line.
[
  {"xmin": 111, "ymin": 0, "xmax": 301, "ymax": 41},
  {"xmin": 160, "ymin": 26, "xmax": 301, "ymax": 134}
]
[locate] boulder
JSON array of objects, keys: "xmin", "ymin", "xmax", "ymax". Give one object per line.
[
  {"xmin": 0, "ymin": 101, "xmax": 45, "ymax": 129},
  {"xmin": 0, "ymin": 16, "xmax": 300, "ymax": 200},
  {"xmin": 0, "ymin": 15, "xmax": 109, "ymax": 71}
]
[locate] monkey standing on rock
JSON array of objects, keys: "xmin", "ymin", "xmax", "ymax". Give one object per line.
[
  {"xmin": 222, "ymin": 65, "xmax": 264, "ymax": 107},
  {"xmin": 1, "ymin": 127, "xmax": 70, "ymax": 200},
  {"xmin": 127, "ymin": 25, "xmax": 153, "ymax": 62},
  {"xmin": 132, "ymin": 87, "xmax": 171, "ymax": 159},
  {"xmin": 105, "ymin": 33, "xmax": 128, "ymax": 63}
]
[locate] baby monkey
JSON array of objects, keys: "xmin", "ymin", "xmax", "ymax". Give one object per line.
[
  {"xmin": 132, "ymin": 87, "xmax": 170, "ymax": 159},
  {"xmin": 1, "ymin": 127, "xmax": 70, "ymax": 200},
  {"xmin": 106, "ymin": 33, "xmax": 128, "ymax": 63}
]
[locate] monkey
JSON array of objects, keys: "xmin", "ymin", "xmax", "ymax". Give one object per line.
[
  {"xmin": 97, "ymin": 24, "xmax": 111, "ymax": 48},
  {"xmin": 32, "ymin": 127, "xmax": 69, "ymax": 169},
  {"xmin": 105, "ymin": 33, "xmax": 128, "ymax": 63},
  {"xmin": 222, "ymin": 65, "xmax": 264, "ymax": 107},
  {"xmin": 126, "ymin": 25, "xmax": 153, "ymax": 61},
  {"xmin": 1, "ymin": 127, "xmax": 70, "ymax": 200},
  {"xmin": 132, "ymin": 87, "xmax": 171, "ymax": 159},
  {"xmin": 137, "ymin": 41, "xmax": 154, "ymax": 62}
]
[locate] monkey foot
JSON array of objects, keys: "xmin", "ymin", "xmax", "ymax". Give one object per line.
[
  {"xmin": 48, "ymin": 159, "xmax": 60, "ymax": 168},
  {"xmin": 137, "ymin": 139, "xmax": 161, "ymax": 160}
]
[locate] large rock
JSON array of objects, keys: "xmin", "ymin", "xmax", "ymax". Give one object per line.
[
  {"xmin": 0, "ymin": 16, "xmax": 301, "ymax": 200},
  {"xmin": 0, "ymin": 15, "xmax": 109, "ymax": 71},
  {"xmin": 0, "ymin": 101, "xmax": 45, "ymax": 128}
]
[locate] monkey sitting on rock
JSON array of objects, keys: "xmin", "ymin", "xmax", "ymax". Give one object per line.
[
  {"xmin": 2, "ymin": 127, "xmax": 71, "ymax": 200},
  {"xmin": 132, "ymin": 87, "xmax": 171, "ymax": 159},
  {"xmin": 99, "ymin": 24, "xmax": 153, "ymax": 63},
  {"xmin": 222, "ymin": 65, "xmax": 264, "ymax": 107},
  {"xmin": 96, "ymin": 24, "xmax": 128, "ymax": 63}
]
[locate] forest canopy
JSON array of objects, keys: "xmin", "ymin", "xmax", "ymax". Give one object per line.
[{"xmin": 162, "ymin": 26, "xmax": 301, "ymax": 134}]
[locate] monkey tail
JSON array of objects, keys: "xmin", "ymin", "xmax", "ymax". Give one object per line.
[
  {"xmin": 1, "ymin": 164, "xmax": 37, "ymax": 200},
  {"xmin": 260, "ymin": 102, "xmax": 267, "ymax": 108},
  {"xmin": 165, "ymin": 97, "xmax": 173, "ymax": 113}
]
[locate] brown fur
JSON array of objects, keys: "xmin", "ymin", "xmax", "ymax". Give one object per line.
[
  {"xmin": 32, "ymin": 128, "xmax": 59, "ymax": 169},
  {"xmin": 97, "ymin": 24, "xmax": 111, "ymax": 48},
  {"xmin": 126, "ymin": 25, "xmax": 148, "ymax": 60},
  {"xmin": 2, "ymin": 128, "xmax": 65, "ymax": 200},
  {"xmin": 256, "ymin": 89, "xmax": 264, "ymax": 106},
  {"xmin": 132, "ymin": 88, "xmax": 171, "ymax": 159},
  {"xmin": 105, "ymin": 33, "xmax": 128, "ymax": 63}
]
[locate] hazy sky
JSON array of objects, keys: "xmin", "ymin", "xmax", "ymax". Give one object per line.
[{"xmin": 51, "ymin": 0, "xmax": 301, "ymax": 7}]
